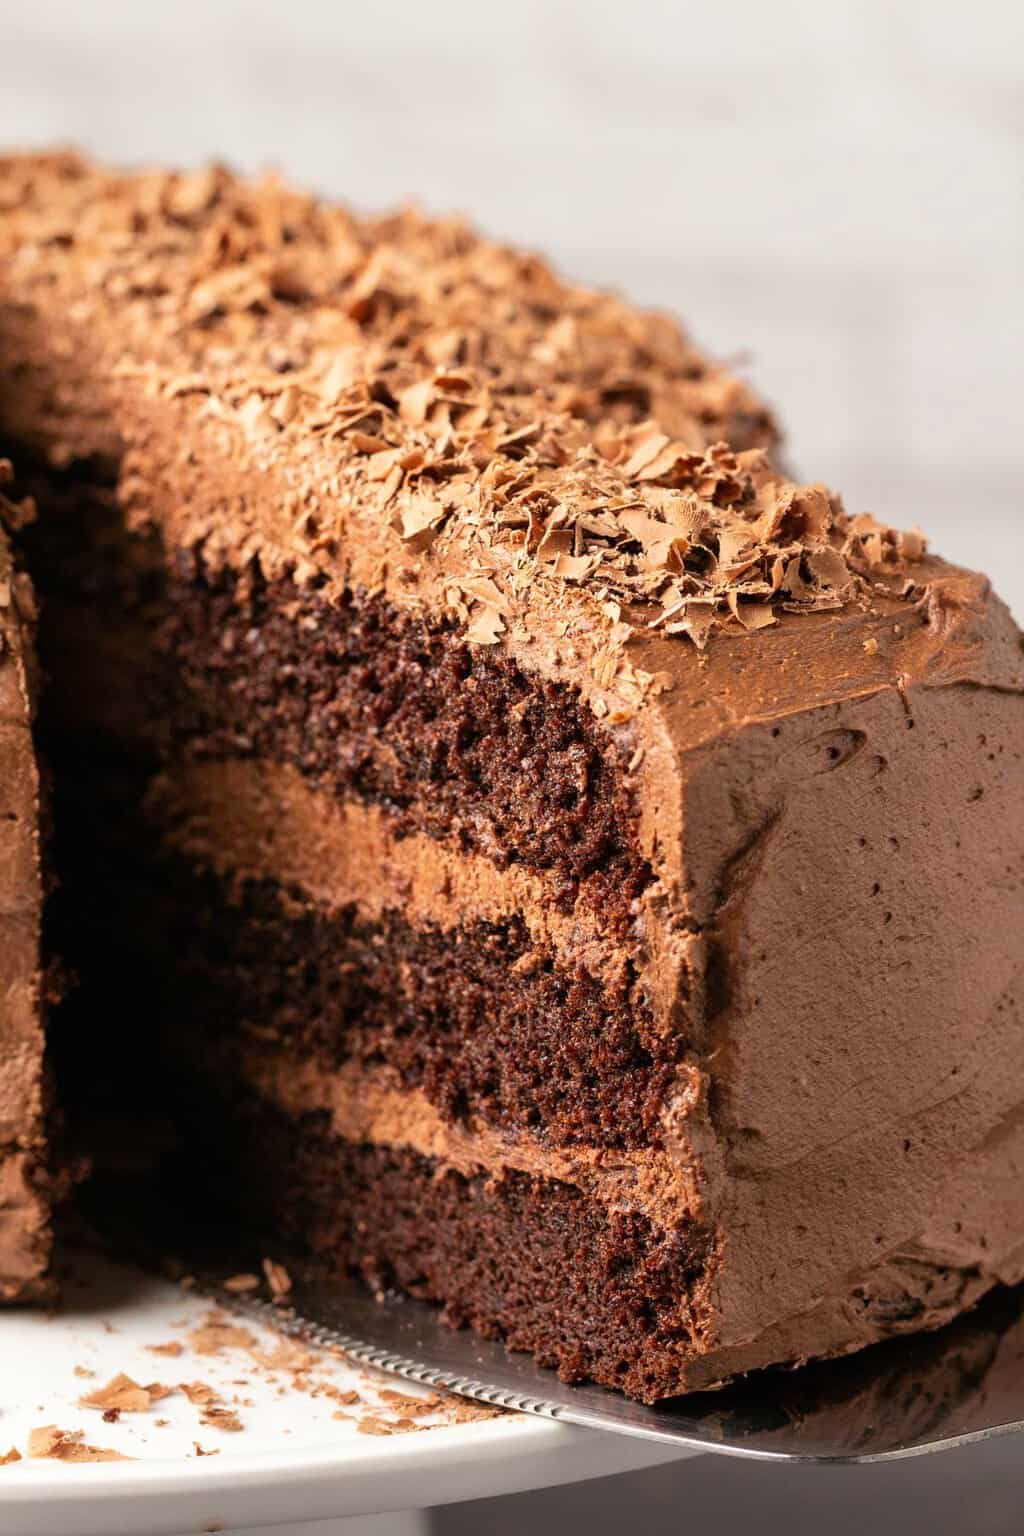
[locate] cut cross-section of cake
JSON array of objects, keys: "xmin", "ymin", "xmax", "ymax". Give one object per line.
[
  {"xmin": 0, "ymin": 151, "xmax": 1021, "ymax": 1400},
  {"xmin": 0, "ymin": 471, "xmax": 49, "ymax": 1302}
]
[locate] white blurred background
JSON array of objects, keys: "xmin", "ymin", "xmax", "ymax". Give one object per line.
[
  {"xmin": 1, "ymin": 5, "xmax": 1021, "ymax": 1531},
  {"xmin": 2, "ymin": 0, "xmax": 1021, "ymax": 614}
]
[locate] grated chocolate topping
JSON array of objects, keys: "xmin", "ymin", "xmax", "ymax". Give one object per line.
[{"xmin": 0, "ymin": 151, "xmax": 928, "ymax": 708}]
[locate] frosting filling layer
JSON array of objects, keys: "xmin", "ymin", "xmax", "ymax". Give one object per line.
[
  {"xmin": 148, "ymin": 758, "xmax": 626, "ymax": 967},
  {"xmin": 222, "ymin": 1048, "xmax": 705, "ymax": 1229}
]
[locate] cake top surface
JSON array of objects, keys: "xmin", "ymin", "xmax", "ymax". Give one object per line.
[
  {"xmin": 0, "ymin": 148, "xmax": 778, "ymax": 455},
  {"xmin": 0, "ymin": 150, "xmax": 1016, "ymax": 727}
]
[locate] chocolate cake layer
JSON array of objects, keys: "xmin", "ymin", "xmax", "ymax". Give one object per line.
[
  {"xmin": 171, "ymin": 882, "xmax": 663, "ymax": 1148},
  {"xmin": 213, "ymin": 1031, "xmax": 1024, "ymax": 1396}
]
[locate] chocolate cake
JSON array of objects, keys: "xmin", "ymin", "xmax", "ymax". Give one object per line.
[{"xmin": 0, "ymin": 151, "xmax": 1021, "ymax": 1401}]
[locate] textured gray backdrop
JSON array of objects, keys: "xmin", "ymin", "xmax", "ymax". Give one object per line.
[{"xmin": 1, "ymin": 4, "xmax": 1021, "ymax": 1531}]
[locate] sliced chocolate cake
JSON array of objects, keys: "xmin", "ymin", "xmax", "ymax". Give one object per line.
[{"xmin": 0, "ymin": 151, "xmax": 1022, "ymax": 1400}]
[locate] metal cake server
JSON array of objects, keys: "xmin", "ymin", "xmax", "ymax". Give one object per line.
[{"xmin": 213, "ymin": 1261, "xmax": 1024, "ymax": 1465}]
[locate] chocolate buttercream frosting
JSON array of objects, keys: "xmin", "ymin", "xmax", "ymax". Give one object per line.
[
  {"xmin": 0, "ymin": 476, "xmax": 49, "ymax": 1300},
  {"xmin": 0, "ymin": 151, "xmax": 1021, "ymax": 1401}
]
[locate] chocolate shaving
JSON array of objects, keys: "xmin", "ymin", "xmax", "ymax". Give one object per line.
[
  {"xmin": 27, "ymin": 1426, "xmax": 131, "ymax": 1463},
  {"xmin": 199, "ymin": 1405, "xmax": 244, "ymax": 1433},
  {"xmin": 464, "ymin": 605, "xmax": 505, "ymax": 646},
  {"xmin": 180, "ymin": 1381, "xmax": 219, "ymax": 1405},
  {"xmin": 377, "ymin": 1389, "xmax": 441, "ymax": 1417},
  {"xmin": 185, "ymin": 1311, "xmax": 257, "ymax": 1354},
  {"xmin": 222, "ymin": 1273, "xmax": 262, "ymax": 1294},
  {"xmin": 78, "ymin": 1372, "xmax": 161, "ymax": 1413},
  {"xmin": 261, "ymin": 1257, "xmax": 292, "ymax": 1302},
  {"xmin": 249, "ymin": 1339, "xmax": 313, "ymax": 1373}
]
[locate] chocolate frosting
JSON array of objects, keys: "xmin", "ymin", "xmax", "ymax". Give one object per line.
[
  {"xmin": 0, "ymin": 500, "xmax": 49, "ymax": 1299},
  {"xmin": 149, "ymin": 759, "xmax": 617, "ymax": 969}
]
